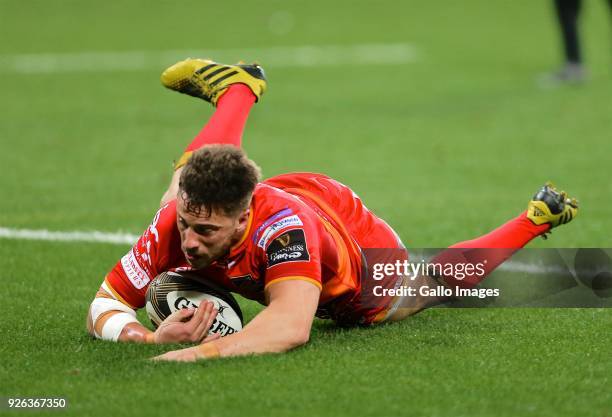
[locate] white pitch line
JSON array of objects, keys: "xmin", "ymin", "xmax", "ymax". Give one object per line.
[
  {"xmin": 498, "ymin": 261, "xmax": 570, "ymax": 275},
  {"xmin": 0, "ymin": 227, "xmax": 138, "ymax": 245},
  {"xmin": 0, "ymin": 226, "xmax": 576, "ymax": 276},
  {"xmin": 0, "ymin": 43, "xmax": 418, "ymax": 74}
]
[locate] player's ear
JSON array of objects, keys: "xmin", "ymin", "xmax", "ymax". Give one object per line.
[{"xmin": 237, "ymin": 209, "xmax": 249, "ymax": 228}]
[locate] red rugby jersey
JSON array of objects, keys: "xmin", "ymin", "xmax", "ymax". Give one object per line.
[{"xmin": 105, "ymin": 173, "xmax": 400, "ymax": 319}]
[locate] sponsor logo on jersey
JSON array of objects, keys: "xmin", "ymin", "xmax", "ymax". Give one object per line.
[
  {"xmin": 266, "ymin": 229, "xmax": 310, "ymax": 267},
  {"xmin": 276, "ymin": 233, "xmax": 291, "ymax": 247},
  {"xmin": 257, "ymin": 214, "xmax": 303, "ymax": 248},
  {"xmin": 120, "ymin": 249, "xmax": 151, "ymax": 289},
  {"xmin": 252, "ymin": 208, "xmax": 293, "ymax": 245}
]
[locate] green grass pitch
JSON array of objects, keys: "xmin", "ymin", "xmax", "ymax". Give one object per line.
[{"xmin": 1, "ymin": 1, "xmax": 611, "ymax": 416}]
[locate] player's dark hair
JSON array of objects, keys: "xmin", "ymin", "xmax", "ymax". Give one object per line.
[{"xmin": 179, "ymin": 145, "xmax": 261, "ymax": 217}]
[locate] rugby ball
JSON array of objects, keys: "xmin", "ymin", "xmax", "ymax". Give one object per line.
[{"xmin": 145, "ymin": 271, "xmax": 243, "ymax": 336}]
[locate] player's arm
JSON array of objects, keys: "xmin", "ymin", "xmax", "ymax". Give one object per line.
[
  {"xmin": 215, "ymin": 279, "xmax": 321, "ymax": 354},
  {"xmin": 152, "ymin": 279, "xmax": 321, "ymax": 361},
  {"xmin": 86, "ymin": 283, "xmax": 145, "ymax": 342},
  {"xmin": 86, "ymin": 283, "xmax": 218, "ymax": 344}
]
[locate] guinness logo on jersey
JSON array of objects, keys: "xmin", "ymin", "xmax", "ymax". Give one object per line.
[
  {"xmin": 266, "ymin": 229, "xmax": 310, "ymax": 267},
  {"xmin": 276, "ymin": 233, "xmax": 291, "ymax": 247}
]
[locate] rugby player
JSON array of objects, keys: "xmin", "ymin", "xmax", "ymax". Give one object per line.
[{"xmin": 86, "ymin": 59, "xmax": 579, "ymax": 362}]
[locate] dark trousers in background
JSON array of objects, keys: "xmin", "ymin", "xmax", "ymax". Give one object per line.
[{"xmin": 554, "ymin": 0, "xmax": 612, "ymax": 64}]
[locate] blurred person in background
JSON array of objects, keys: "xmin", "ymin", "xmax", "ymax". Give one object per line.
[{"xmin": 543, "ymin": 0, "xmax": 612, "ymax": 84}]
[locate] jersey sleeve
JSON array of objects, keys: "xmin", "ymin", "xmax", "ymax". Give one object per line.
[
  {"xmin": 104, "ymin": 202, "xmax": 177, "ymax": 309},
  {"xmin": 258, "ymin": 211, "xmax": 324, "ymax": 291}
]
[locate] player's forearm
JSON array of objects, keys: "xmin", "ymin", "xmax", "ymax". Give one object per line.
[
  {"xmin": 210, "ymin": 324, "xmax": 309, "ymax": 357},
  {"xmin": 118, "ymin": 322, "xmax": 154, "ymax": 343},
  {"xmin": 207, "ymin": 307, "xmax": 311, "ymax": 357},
  {"xmin": 88, "ymin": 288, "xmax": 153, "ymax": 343},
  {"xmin": 88, "ymin": 313, "xmax": 153, "ymax": 343},
  {"xmin": 87, "ymin": 305, "xmax": 152, "ymax": 343}
]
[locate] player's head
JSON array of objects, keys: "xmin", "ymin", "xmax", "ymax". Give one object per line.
[{"xmin": 177, "ymin": 145, "xmax": 261, "ymax": 268}]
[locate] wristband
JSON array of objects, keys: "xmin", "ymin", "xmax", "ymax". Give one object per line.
[
  {"xmin": 197, "ymin": 343, "xmax": 220, "ymax": 359},
  {"xmin": 100, "ymin": 313, "xmax": 139, "ymax": 342}
]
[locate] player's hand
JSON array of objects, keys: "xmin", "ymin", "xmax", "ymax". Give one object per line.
[
  {"xmin": 151, "ymin": 334, "xmax": 222, "ymax": 362},
  {"xmin": 152, "ymin": 301, "xmax": 218, "ymax": 344},
  {"xmin": 151, "ymin": 346, "xmax": 203, "ymax": 362}
]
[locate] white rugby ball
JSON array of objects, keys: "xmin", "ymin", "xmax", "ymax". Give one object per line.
[{"xmin": 145, "ymin": 271, "xmax": 243, "ymax": 336}]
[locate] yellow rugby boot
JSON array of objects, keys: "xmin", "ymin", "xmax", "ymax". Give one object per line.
[
  {"xmin": 527, "ymin": 182, "xmax": 579, "ymax": 231},
  {"xmin": 161, "ymin": 58, "xmax": 267, "ymax": 106}
]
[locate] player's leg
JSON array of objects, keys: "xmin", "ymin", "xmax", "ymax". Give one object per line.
[
  {"xmin": 384, "ymin": 183, "xmax": 579, "ymax": 322},
  {"xmin": 435, "ymin": 183, "xmax": 578, "ymax": 286},
  {"xmin": 159, "ymin": 59, "xmax": 267, "ymax": 205},
  {"xmin": 545, "ymin": 0, "xmax": 587, "ymax": 83},
  {"xmin": 382, "ymin": 212, "xmax": 552, "ymax": 320},
  {"xmin": 175, "ymin": 84, "xmax": 257, "ymax": 169},
  {"xmin": 556, "ymin": 0, "xmax": 582, "ymax": 65}
]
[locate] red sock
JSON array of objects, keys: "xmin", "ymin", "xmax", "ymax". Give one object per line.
[
  {"xmin": 185, "ymin": 84, "xmax": 256, "ymax": 152},
  {"xmin": 450, "ymin": 211, "xmax": 549, "ymax": 249},
  {"xmin": 432, "ymin": 212, "xmax": 550, "ymax": 287}
]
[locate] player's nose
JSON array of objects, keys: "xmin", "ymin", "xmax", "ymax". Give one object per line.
[{"xmin": 182, "ymin": 229, "xmax": 201, "ymax": 253}]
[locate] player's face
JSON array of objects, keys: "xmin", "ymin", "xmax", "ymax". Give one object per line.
[{"xmin": 176, "ymin": 194, "xmax": 249, "ymax": 269}]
